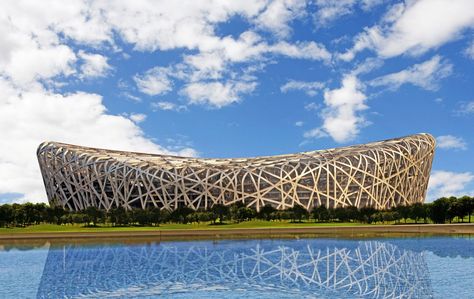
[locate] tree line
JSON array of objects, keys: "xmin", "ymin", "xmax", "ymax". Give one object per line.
[{"xmin": 0, "ymin": 196, "xmax": 473, "ymax": 228}]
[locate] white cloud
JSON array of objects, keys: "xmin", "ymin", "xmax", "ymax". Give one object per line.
[
  {"xmin": 271, "ymin": 41, "xmax": 331, "ymax": 61},
  {"xmin": 303, "ymin": 127, "xmax": 328, "ymax": 139},
  {"xmin": 436, "ymin": 135, "xmax": 467, "ymax": 150},
  {"xmin": 0, "ymin": 80, "xmax": 195, "ymax": 203},
  {"xmin": 306, "ymin": 75, "xmax": 368, "ymax": 143},
  {"xmin": 465, "ymin": 41, "xmax": 474, "ymax": 59},
  {"xmin": 370, "ymin": 55, "xmax": 453, "ymax": 91},
  {"xmin": 78, "ymin": 50, "xmax": 111, "ymax": 79},
  {"xmin": 3, "ymin": 44, "xmax": 77, "ymax": 86},
  {"xmin": 427, "ymin": 170, "xmax": 474, "ymax": 201},
  {"xmin": 134, "ymin": 67, "xmax": 173, "ymax": 96},
  {"xmin": 182, "ymin": 81, "xmax": 257, "ymax": 108},
  {"xmin": 253, "ymin": 0, "xmax": 306, "ymax": 38},
  {"xmin": 304, "ymin": 102, "xmax": 320, "ymax": 111},
  {"xmin": 281, "ymin": 80, "xmax": 324, "ymax": 96},
  {"xmin": 314, "ymin": 0, "xmax": 385, "ymax": 27},
  {"xmin": 456, "ymin": 101, "xmax": 474, "ymax": 115},
  {"xmin": 121, "ymin": 92, "xmax": 142, "ymax": 103},
  {"xmin": 295, "ymin": 121, "xmax": 304, "ymax": 127},
  {"xmin": 314, "ymin": 0, "xmax": 357, "ymax": 26},
  {"xmin": 129, "ymin": 113, "xmax": 147, "ymax": 123},
  {"xmin": 341, "ymin": 0, "xmax": 474, "ymax": 60},
  {"xmin": 151, "ymin": 101, "xmax": 187, "ymax": 112}
]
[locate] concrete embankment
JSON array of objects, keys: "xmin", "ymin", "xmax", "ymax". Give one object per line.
[{"xmin": 1, "ymin": 223, "xmax": 474, "ymax": 243}]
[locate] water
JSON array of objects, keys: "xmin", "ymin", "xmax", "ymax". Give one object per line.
[{"xmin": 1, "ymin": 236, "xmax": 474, "ymax": 298}]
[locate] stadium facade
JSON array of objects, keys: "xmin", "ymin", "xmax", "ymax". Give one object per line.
[{"xmin": 37, "ymin": 133, "xmax": 435, "ymax": 212}]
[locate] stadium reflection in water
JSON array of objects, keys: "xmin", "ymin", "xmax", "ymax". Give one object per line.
[{"xmin": 37, "ymin": 238, "xmax": 434, "ymax": 299}]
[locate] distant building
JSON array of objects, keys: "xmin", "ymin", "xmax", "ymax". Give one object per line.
[{"xmin": 37, "ymin": 133, "xmax": 435, "ymax": 211}]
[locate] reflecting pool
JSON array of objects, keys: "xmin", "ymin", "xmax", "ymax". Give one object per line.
[{"xmin": 1, "ymin": 236, "xmax": 474, "ymax": 298}]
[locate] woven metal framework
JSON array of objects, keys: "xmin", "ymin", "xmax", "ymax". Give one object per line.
[{"xmin": 37, "ymin": 133, "xmax": 435, "ymax": 212}]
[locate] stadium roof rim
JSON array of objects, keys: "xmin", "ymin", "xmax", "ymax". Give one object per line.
[{"xmin": 37, "ymin": 133, "xmax": 435, "ymax": 163}]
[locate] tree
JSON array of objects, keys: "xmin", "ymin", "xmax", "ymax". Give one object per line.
[
  {"xmin": 460, "ymin": 196, "xmax": 474, "ymax": 223},
  {"xmin": 258, "ymin": 205, "xmax": 277, "ymax": 221},
  {"xmin": 109, "ymin": 207, "xmax": 129, "ymax": 226},
  {"xmin": 396, "ymin": 205, "xmax": 411, "ymax": 223},
  {"xmin": 210, "ymin": 204, "xmax": 230, "ymax": 224},
  {"xmin": 0, "ymin": 204, "xmax": 13, "ymax": 227},
  {"xmin": 430, "ymin": 197, "xmax": 450, "ymax": 224},
  {"xmin": 230, "ymin": 202, "xmax": 245, "ymax": 222},
  {"xmin": 358, "ymin": 207, "xmax": 377, "ymax": 224},
  {"xmin": 334, "ymin": 207, "xmax": 350, "ymax": 222},
  {"xmin": 170, "ymin": 206, "xmax": 194, "ymax": 224},
  {"xmin": 12, "ymin": 204, "xmax": 26, "ymax": 226},
  {"xmin": 288, "ymin": 205, "xmax": 308, "ymax": 222},
  {"xmin": 131, "ymin": 209, "xmax": 151, "ymax": 226},
  {"xmin": 236, "ymin": 207, "xmax": 255, "ymax": 222},
  {"xmin": 447, "ymin": 197, "xmax": 465, "ymax": 223},
  {"xmin": 410, "ymin": 203, "xmax": 425, "ymax": 224},
  {"xmin": 312, "ymin": 205, "xmax": 329, "ymax": 222},
  {"xmin": 84, "ymin": 206, "xmax": 103, "ymax": 226},
  {"xmin": 148, "ymin": 207, "xmax": 161, "ymax": 226}
]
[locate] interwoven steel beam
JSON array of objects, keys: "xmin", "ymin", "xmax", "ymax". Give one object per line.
[{"xmin": 37, "ymin": 133, "xmax": 435, "ymax": 211}]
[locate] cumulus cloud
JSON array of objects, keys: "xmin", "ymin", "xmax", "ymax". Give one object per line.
[
  {"xmin": 341, "ymin": 0, "xmax": 474, "ymax": 60},
  {"xmin": 314, "ymin": 0, "xmax": 385, "ymax": 27},
  {"xmin": 78, "ymin": 50, "xmax": 111, "ymax": 79},
  {"xmin": 151, "ymin": 101, "xmax": 187, "ymax": 112},
  {"xmin": 253, "ymin": 0, "xmax": 306, "ymax": 38},
  {"xmin": 0, "ymin": 80, "xmax": 195, "ymax": 203},
  {"xmin": 436, "ymin": 135, "xmax": 467, "ymax": 150},
  {"xmin": 427, "ymin": 170, "xmax": 474, "ymax": 201},
  {"xmin": 456, "ymin": 101, "xmax": 474, "ymax": 115},
  {"xmin": 305, "ymin": 75, "xmax": 368, "ymax": 143},
  {"xmin": 280, "ymin": 80, "xmax": 325, "ymax": 96},
  {"xmin": 134, "ymin": 67, "xmax": 173, "ymax": 96},
  {"xmin": 295, "ymin": 121, "xmax": 304, "ymax": 127},
  {"xmin": 465, "ymin": 41, "xmax": 474, "ymax": 59},
  {"xmin": 370, "ymin": 56, "xmax": 453, "ymax": 91},
  {"xmin": 182, "ymin": 81, "xmax": 257, "ymax": 108},
  {"xmin": 314, "ymin": 0, "xmax": 357, "ymax": 26},
  {"xmin": 129, "ymin": 113, "xmax": 147, "ymax": 123}
]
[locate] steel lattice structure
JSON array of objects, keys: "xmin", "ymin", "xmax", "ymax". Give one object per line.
[
  {"xmin": 37, "ymin": 133, "xmax": 435, "ymax": 212},
  {"xmin": 37, "ymin": 240, "xmax": 433, "ymax": 298}
]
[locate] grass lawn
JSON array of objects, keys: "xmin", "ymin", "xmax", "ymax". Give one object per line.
[{"xmin": 0, "ymin": 220, "xmax": 367, "ymax": 234}]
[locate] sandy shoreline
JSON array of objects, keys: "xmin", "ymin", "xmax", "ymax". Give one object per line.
[{"xmin": 1, "ymin": 223, "xmax": 474, "ymax": 242}]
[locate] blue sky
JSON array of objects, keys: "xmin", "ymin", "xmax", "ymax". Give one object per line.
[{"xmin": 0, "ymin": 0, "xmax": 473, "ymax": 203}]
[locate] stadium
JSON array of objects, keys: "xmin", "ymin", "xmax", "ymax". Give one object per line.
[{"xmin": 37, "ymin": 133, "xmax": 435, "ymax": 212}]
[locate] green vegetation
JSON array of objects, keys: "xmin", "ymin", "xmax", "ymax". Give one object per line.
[{"xmin": 0, "ymin": 196, "xmax": 473, "ymax": 233}]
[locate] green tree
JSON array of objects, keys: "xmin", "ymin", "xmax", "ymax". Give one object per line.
[
  {"xmin": 148, "ymin": 207, "xmax": 161, "ymax": 226},
  {"xmin": 430, "ymin": 197, "xmax": 450, "ymax": 224},
  {"xmin": 258, "ymin": 205, "xmax": 277, "ymax": 221},
  {"xmin": 358, "ymin": 207, "xmax": 377, "ymax": 224},
  {"xmin": 131, "ymin": 209, "xmax": 151, "ymax": 226},
  {"xmin": 12, "ymin": 204, "xmax": 26, "ymax": 226},
  {"xmin": 84, "ymin": 206, "xmax": 103, "ymax": 226},
  {"xmin": 460, "ymin": 196, "xmax": 474, "ymax": 223},
  {"xmin": 230, "ymin": 202, "xmax": 245, "ymax": 222},
  {"xmin": 0, "ymin": 204, "xmax": 14, "ymax": 227},
  {"xmin": 109, "ymin": 207, "xmax": 129, "ymax": 226},
  {"xmin": 288, "ymin": 205, "xmax": 308, "ymax": 222},
  {"xmin": 312, "ymin": 205, "xmax": 329, "ymax": 222},
  {"xmin": 236, "ymin": 207, "xmax": 256, "ymax": 222},
  {"xmin": 334, "ymin": 207, "xmax": 350, "ymax": 222},
  {"xmin": 210, "ymin": 204, "xmax": 230, "ymax": 224},
  {"xmin": 170, "ymin": 206, "xmax": 194, "ymax": 224},
  {"xmin": 410, "ymin": 203, "xmax": 425, "ymax": 224}
]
